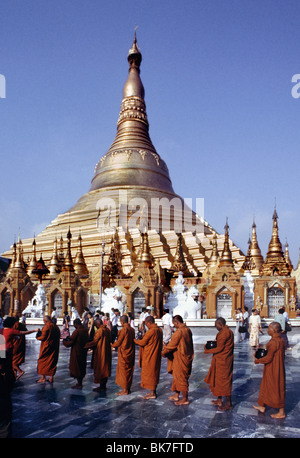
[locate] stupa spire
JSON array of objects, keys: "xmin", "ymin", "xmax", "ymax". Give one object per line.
[
  {"xmin": 249, "ymin": 218, "xmax": 264, "ymax": 274},
  {"xmin": 90, "ymin": 32, "xmax": 174, "ymax": 195},
  {"xmin": 219, "ymin": 218, "xmax": 233, "ymax": 266},
  {"xmin": 260, "ymin": 208, "xmax": 291, "ymax": 276},
  {"xmin": 74, "ymin": 233, "xmax": 89, "ymax": 276}
]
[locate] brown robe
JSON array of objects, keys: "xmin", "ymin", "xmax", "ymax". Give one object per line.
[
  {"xmin": 86, "ymin": 325, "xmax": 112, "ymax": 384},
  {"xmin": 204, "ymin": 325, "xmax": 234, "ymax": 397},
  {"xmin": 37, "ymin": 321, "xmax": 60, "ymax": 377},
  {"xmin": 12, "ymin": 322, "xmax": 27, "ymax": 367},
  {"xmin": 111, "ymin": 323, "xmax": 135, "ymax": 390},
  {"xmin": 162, "ymin": 323, "xmax": 194, "ymax": 392},
  {"xmin": 134, "ymin": 324, "xmax": 163, "ymax": 390},
  {"xmin": 256, "ymin": 334, "xmax": 286, "ymax": 409},
  {"xmin": 63, "ymin": 326, "xmax": 89, "ymax": 380}
]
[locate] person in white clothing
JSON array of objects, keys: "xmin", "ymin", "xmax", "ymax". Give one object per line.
[
  {"xmin": 162, "ymin": 309, "xmax": 173, "ymax": 345},
  {"xmin": 51, "ymin": 307, "xmax": 58, "ymax": 325},
  {"xmin": 110, "ymin": 308, "xmax": 118, "ymax": 343}
]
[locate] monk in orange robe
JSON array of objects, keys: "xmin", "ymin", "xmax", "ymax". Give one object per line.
[
  {"xmin": 85, "ymin": 318, "xmax": 112, "ymax": 391},
  {"xmin": 12, "ymin": 316, "xmax": 29, "ymax": 380},
  {"xmin": 204, "ymin": 317, "xmax": 234, "ymax": 411},
  {"xmin": 253, "ymin": 321, "xmax": 286, "ymax": 419},
  {"xmin": 63, "ymin": 318, "xmax": 89, "ymax": 389},
  {"xmin": 111, "ymin": 315, "xmax": 135, "ymax": 396},
  {"xmin": 36, "ymin": 316, "xmax": 60, "ymax": 383},
  {"xmin": 134, "ymin": 315, "xmax": 163, "ymax": 399},
  {"xmin": 162, "ymin": 315, "xmax": 194, "ymax": 405}
]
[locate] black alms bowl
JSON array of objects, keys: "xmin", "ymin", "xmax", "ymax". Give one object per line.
[
  {"xmin": 255, "ymin": 348, "xmax": 268, "ymax": 359},
  {"xmin": 206, "ymin": 340, "xmax": 217, "ymax": 350}
]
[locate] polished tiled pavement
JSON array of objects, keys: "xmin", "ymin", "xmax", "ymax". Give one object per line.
[{"xmin": 10, "ymin": 326, "xmax": 300, "ymax": 439}]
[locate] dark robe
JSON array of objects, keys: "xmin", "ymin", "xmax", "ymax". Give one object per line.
[
  {"xmin": 12, "ymin": 322, "xmax": 27, "ymax": 367},
  {"xmin": 63, "ymin": 326, "xmax": 89, "ymax": 380}
]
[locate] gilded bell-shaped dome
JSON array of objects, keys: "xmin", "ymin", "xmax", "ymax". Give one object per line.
[{"xmin": 90, "ymin": 33, "xmax": 175, "ymax": 195}]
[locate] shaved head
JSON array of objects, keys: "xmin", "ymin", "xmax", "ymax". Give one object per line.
[
  {"xmin": 269, "ymin": 321, "xmax": 281, "ymax": 333},
  {"xmin": 145, "ymin": 315, "xmax": 154, "ymax": 325}
]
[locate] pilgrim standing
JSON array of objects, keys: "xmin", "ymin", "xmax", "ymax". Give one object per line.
[
  {"xmin": 249, "ymin": 309, "xmax": 263, "ymax": 349},
  {"xmin": 162, "ymin": 308, "xmax": 173, "ymax": 345}
]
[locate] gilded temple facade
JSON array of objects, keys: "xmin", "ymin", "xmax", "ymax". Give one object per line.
[{"xmin": 0, "ymin": 35, "xmax": 298, "ymax": 320}]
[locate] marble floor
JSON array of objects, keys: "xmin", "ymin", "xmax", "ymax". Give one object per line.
[{"xmin": 9, "ymin": 327, "xmax": 300, "ymax": 439}]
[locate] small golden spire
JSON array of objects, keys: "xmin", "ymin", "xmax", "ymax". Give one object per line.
[
  {"xmin": 28, "ymin": 237, "xmax": 38, "ymax": 276},
  {"xmin": 219, "ymin": 218, "xmax": 233, "ymax": 266},
  {"xmin": 285, "ymin": 239, "xmax": 293, "ymax": 269},
  {"xmin": 63, "ymin": 227, "xmax": 74, "ymax": 272},
  {"xmin": 74, "ymin": 233, "xmax": 89, "ymax": 276},
  {"xmin": 260, "ymin": 208, "xmax": 291, "ymax": 276},
  {"xmin": 139, "ymin": 231, "xmax": 152, "ymax": 266},
  {"xmin": 49, "ymin": 237, "xmax": 61, "ymax": 276},
  {"xmin": 171, "ymin": 233, "xmax": 190, "ymax": 276},
  {"xmin": 248, "ymin": 218, "xmax": 264, "ymax": 274}
]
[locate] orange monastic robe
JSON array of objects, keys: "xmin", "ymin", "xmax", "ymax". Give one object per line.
[
  {"xmin": 204, "ymin": 325, "xmax": 234, "ymax": 397},
  {"xmin": 89, "ymin": 325, "xmax": 112, "ymax": 384},
  {"xmin": 63, "ymin": 325, "xmax": 89, "ymax": 380},
  {"xmin": 134, "ymin": 324, "xmax": 163, "ymax": 390},
  {"xmin": 162, "ymin": 323, "xmax": 194, "ymax": 392},
  {"xmin": 12, "ymin": 322, "xmax": 27, "ymax": 367},
  {"xmin": 256, "ymin": 334, "xmax": 286, "ymax": 409},
  {"xmin": 111, "ymin": 323, "xmax": 135, "ymax": 390},
  {"xmin": 37, "ymin": 321, "xmax": 60, "ymax": 377}
]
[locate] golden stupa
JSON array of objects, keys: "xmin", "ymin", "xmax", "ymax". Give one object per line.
[{"xmin": 1, "ymin": 33, "xmax": 245, "ymax": 297}]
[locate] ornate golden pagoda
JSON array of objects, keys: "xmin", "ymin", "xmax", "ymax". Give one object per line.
[
  {"xmin": 1, "ymin": 33, "xmax": 246, "ymax": 314},
  {"xmin": 254, "ymin": 209, "xmax": 296, "ymax": 318},
  {"xmin": 260, "ymin": 208, "xmax": 291, "ymax": 277},
  {"xmin": 205, "ymin": 219, "xmax": 243, "ymax": 318},
  {"xmin": 241, "ymin": 219, "xmax": 264, "ymax": 275}
]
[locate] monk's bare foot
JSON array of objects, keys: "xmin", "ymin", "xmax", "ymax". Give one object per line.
[
  {"xmin": 168, "ymin": 395, "xmax": 180, "ymax": 401},
  {"xmin": 48, "ymin": 377, "xmax": 54, "ymax": 383},
  {"xmin": 143, "ymin": 393, "xmax": 157, "ymax": 400},
  {"xmin": 253, "ymin": 404, "xmax": 265, "ymax": 413},
  {"xmin": 175, "ymin": 399, "xmax": 190, "ymax": 406},
  {"xmin": 271, "ymin": 411, "xmax": 286, "ymax": 419},
  {"xmin": 16, "ymin": 371, "xmax": 25, "ymax": 380},
  {"xmin": 211, "ymin": 399, "xmax": 222, "ymax": 406},
  {"xmin": 117, "ymin": 390, "xmax": 129, "ymax": 396},
  {"xmin": 36, "ymin": 377, "xmax": 46, "ymax": 383},
  {"xmin": 218, "ymin": 404, "xmax": 233, "ymax": 411}
]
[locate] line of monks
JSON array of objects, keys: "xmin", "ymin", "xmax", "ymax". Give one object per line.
[{"xmin": 1, "ymin": 312, "xmax": 286, "ymax": 423}]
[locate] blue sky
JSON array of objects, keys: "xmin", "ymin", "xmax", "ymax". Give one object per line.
[{"xmin": 0, "ymin": 0, "xmax": 300, "ymax": 266}]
